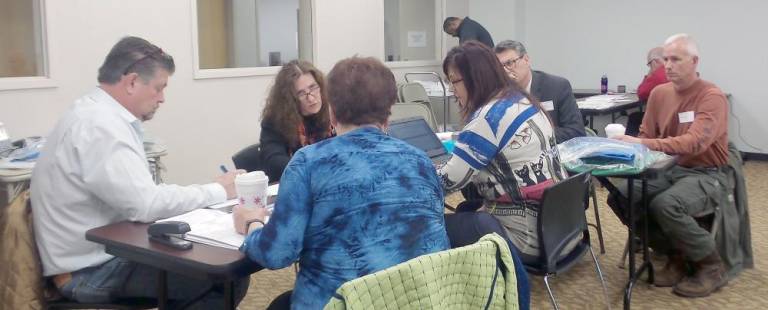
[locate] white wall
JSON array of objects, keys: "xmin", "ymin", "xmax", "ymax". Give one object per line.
[
  {"xmin": 521, "ymin": 0, "xmax": 768, "ymax": 153},
  {"xmin": 468, "ymin": 0, "xmax": 518, "ymax": 44},
  {"xmin": 0, "ymin": 0, "xmax": 445, "ymax": 185}
]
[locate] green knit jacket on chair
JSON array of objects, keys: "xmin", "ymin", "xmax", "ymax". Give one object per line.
[{"xmin": 324, "ymin": 233, "xmax": 520, "ymax": 310}]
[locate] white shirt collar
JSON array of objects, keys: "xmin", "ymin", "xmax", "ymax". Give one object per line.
[
  {"xmin": 88, "ymin": 87, "xmax": 144, "ymax": 139},
  {"xmin": 88, "ymin": 87, "xmax": 140, "ymax": 125}
]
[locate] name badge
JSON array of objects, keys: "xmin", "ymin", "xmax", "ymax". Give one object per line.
[
  {"xmin": 678, "ymin": 111, "xmax": 694, "ymax": 123},
  {"xmin": 541, "ymin": 100, "xmax": 555, "ymax": 111}
]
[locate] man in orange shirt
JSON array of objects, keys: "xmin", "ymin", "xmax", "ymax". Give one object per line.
[{"xmin": 613, "ymin": 34, "xmax": 730, "ymax": 297}]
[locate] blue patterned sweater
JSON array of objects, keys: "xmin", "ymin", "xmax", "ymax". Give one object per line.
[{"xmin": 241, "ymin": 126, "xmax": 450, "ymax": 309}]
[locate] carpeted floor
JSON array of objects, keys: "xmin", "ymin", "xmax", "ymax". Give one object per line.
[{"xmin": 238, "ymin": 161, "xmax": 767, "ymax": 309}]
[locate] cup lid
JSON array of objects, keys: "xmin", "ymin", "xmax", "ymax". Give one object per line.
[{"xmin": 236, "ymin": 171, "xmax": 268, "ymax": 183}]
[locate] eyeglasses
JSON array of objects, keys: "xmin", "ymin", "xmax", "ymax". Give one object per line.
[
  {"xmin": 449, "ymin": 78, "xmax": 463, "ymax": 85},
  {"xmin": 646, "ymin": 58, "xmax": 661, "ymax": 67},
  {"xmin": 296, "ymin": 83, "xmax": 321, "ymax": 100},
  {"xmin": 501, "ymin": 55, "xmax": 525, "ymax": 70},
  {"xmin": 123, "ymin": 47, "xmax": 166, "ymax": 75}
]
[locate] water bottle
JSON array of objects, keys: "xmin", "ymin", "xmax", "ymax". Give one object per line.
[{"xmin": 600, "ymin": 74, "xmax": 608, "ymax": 94}]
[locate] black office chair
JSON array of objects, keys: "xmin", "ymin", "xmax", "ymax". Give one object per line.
[
  {"xmin": 232, "ymin": 143, "xmax": 262, "ymax": 173},
  {"xmin": 524, "ymin": 172, "xmax": 608, "ymax": 310}
]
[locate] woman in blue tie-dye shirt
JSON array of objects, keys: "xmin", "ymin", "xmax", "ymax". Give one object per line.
[{"xmin": 233, "ymin": 57, "xmax": 450, "ymax": 309}]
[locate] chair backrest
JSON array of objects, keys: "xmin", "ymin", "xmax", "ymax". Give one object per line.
[
  {"xmin": 390, "ymin": 103, "xmax": 438, "ymax": 131},
  {"xmin": 399, "ymin": 82, "xmax": 430, "ymax": 104},
  {"xmin": 584, "ymin": 127, "xmax": 598, "ymax": 137},
  {"xmin": 537, "ymin": 172, "xmax": 591, "ymax": 272},
  {"xmin": 231, "ymin": 143, "xmax": 262, "ymax": 172},
  {"xmin": 324, "ymin": 233, "xmax": 521, "ymax": 310}
]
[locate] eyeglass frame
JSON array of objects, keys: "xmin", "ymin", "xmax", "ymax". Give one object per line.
[
  {"xmin": 501, "ymin": 54, "xmax": 525, "ymax": 70},
  {"xmin": 646, "ymin": 57, "xmax": 662, "ymax": 67},
  {"xmin": 123, "ymin": 48, "xmax": 166, "ymax": 75},
  {"xmin": 296, "ymin": 83, "xmax": 321, "ymax": 100}
]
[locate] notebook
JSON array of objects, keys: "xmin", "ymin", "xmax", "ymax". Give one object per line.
[{"xmin": 388, "ymin": 116, "xmax": 451, "ymax": 165}]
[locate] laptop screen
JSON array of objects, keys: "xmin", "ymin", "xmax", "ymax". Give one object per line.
[{"xmin": 388, "ymin": 117, "xmax": 446, "ymax": 158}]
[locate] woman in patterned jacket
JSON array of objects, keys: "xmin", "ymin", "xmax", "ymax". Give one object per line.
[{"xmin": 439, "ymin": 41, "xmax": 572, "ymax": 264}]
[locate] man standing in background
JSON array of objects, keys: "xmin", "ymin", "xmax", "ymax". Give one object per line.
[{"xmin": 443, "ymin": 16, "xmax": 494, "ymax": 48}]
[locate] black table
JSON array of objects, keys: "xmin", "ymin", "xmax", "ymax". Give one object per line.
[
  {"xmin": 592, "ymin": 155, "xmax": 677, "ymax": 310},
  {"xmin": 577, "ymin": 94, "xmax": 644, "ymax": 133},
  {"xmin": 86, "ymin": 221, "xmax": 261, "ymax": 309},
  {"xmin": 573, "ymin": 88, "xmax": 603, "ymax": 99}
]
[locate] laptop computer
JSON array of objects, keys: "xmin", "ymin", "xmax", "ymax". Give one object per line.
[{"xmin": 388, "ymin": 116, "xmax": 452, "ymax": 165}]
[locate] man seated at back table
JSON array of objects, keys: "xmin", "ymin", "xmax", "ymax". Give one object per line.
[
  {"xmin": 611, "ymin": 33, "xmax": 734, "ymax": 298},
  {"xmin": 31, "ymin": 36, "xmax": 249, "ymax": 308}
]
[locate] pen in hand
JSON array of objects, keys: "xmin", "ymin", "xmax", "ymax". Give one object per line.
[{"xmin": 219, "ymin": 164, "xmax": 228, "ymax": 173}]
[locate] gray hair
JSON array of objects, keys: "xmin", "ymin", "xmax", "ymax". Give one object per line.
[
  {"xmin": 664, "ymin": 33, "xmax": 699, "ymax": 57},
  {"xmin": 647, "ymin": 46, "xmax": 664, "ymax": 61},
  {"xmin": 494, "ymin": 40, "xmax": 527, "ymax": 56},
  {"xmin": 97, "ymin": 36, "xmax": 175, "ymax": 84}
]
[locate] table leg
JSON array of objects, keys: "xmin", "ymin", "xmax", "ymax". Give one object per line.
[
  {"xmin": 624, "ymin": 176, "xmax": 655, "ymax": 310},
  {"xmin": 158, "ymin": 270, "xmax": 168, "ymax": 309},
  {"xmin": 642, "ymin": 178, "xmax": 654, "ymax": 284},
  {"xmin": 624, "ymin": 178, "xmax": 635, "ymax": 310}
]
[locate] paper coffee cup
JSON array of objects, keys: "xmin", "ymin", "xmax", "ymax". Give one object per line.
[
  {"xmin": 235, "ymin": 171, "xmax": 269, "ymax": 208},
  {"xmin": 605, "ymin": 123, "xmax": 626, "ymax": 138}
]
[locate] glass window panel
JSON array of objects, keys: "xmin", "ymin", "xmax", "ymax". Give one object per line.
[
  {"xmin": 196, "ymin": 0, "xmax": 313, "ymax": 69},
  {"xmin": 0, "ymin": 0, "xmax": 46, "ymax": 78},
  {"xmin": 384, "ymin": 0, "xmax": 437, "ymax": 62}
]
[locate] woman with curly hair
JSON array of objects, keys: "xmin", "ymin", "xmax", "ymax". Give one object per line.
[{"xmin": 260, "ymin": 60, "xmax": 334, "ymax": 181}]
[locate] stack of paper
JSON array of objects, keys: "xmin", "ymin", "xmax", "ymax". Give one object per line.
[
  {"xmin": 578, "ymin": 94, "xmax": 636, "ymax": 110},
  {"xmin": 159, "ymin": 209, "xmax": 244, "ymax": 250},
  {"xmin": 0, "ymin": 158, "xmax": 35, "ymax": 169}
]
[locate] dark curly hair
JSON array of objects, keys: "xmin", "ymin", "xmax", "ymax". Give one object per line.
[{"xmin": 261, "ymin": 60, "xmax": 331, "ymax": 148}]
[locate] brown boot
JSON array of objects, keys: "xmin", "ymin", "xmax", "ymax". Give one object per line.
[
  {"xmin": 673, "ymin": 251, "xmax": 728, "ymax": 297},
  {"xmin": 654, "ymin": 253, "xmax": 687, "ymax": 287}
]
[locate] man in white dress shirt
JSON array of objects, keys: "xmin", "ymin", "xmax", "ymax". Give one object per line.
[{"xmin": 31, "ymin": 36, "xmax": 248, "ymax": 308}]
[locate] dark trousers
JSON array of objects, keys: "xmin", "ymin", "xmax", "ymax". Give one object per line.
[
  {"xmin": 60, "ymin": 257, "xmax": 250, "ymax": 309},
  {"xmin": 443, "ymin": 202, "xmax": 531, "ymax": 309},
  {"xmin": 607, "ymin": 165, "xmax": 726, "ymax": 261}
]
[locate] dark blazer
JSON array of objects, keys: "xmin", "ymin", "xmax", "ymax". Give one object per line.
[
  {"xmin": 259, "ymin": 121, "xmax": 293, "ymax": 182},
  {"xmin": 530, "ymin": 70, "xmax": 585, "ymax": 143},
  {"xmin": 457, "ymin": 17, "xmax": 494, "ymax": 48}
]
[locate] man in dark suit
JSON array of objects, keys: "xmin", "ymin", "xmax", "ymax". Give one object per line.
[
  {"xmin": 495, "ymin": 40, "xmax": 585, "ymax": 143},
  {"xmin": 443, "ymin": 17, "xmax": 494, "ymax": 48}
]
